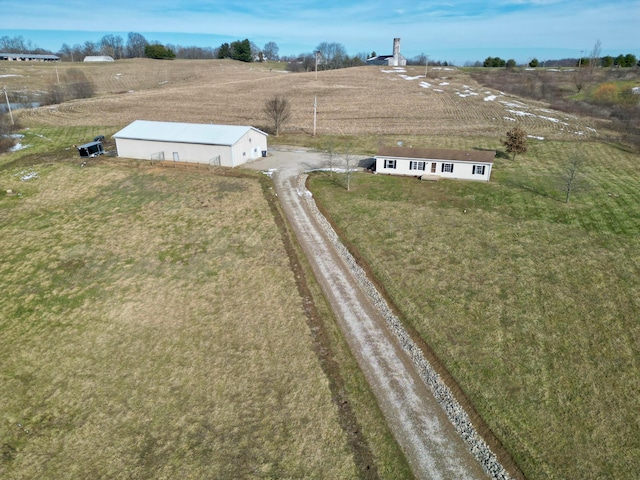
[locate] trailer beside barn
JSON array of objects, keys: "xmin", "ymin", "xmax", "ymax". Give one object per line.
[{"xmin": 76, "ymin": 140, "xmax": 105, "ymax": 158}]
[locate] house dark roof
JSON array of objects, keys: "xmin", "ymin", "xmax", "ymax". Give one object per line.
[{"xmin": 376, "ymin": 146, "xmax": 495, "ymax": 163}]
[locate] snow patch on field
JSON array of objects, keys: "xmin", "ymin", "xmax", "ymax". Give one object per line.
[
  {"xmin": 528, "ymin": 135, "xmax": 545, "ymax": 140},
  {"xmin": 399, "ymin": 74, "xmax": 424, "ymax": 81},
  {"xmin": 419, "ymin": 82, "xmax": 431, "ymax": 88},
  {"xmin": 15, "ymin": 169, "xmax": 38, "ymax": 181}
]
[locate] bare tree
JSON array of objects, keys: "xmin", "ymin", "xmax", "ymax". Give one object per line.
[
  {"xmin": 502, "ymin": 127, "xmax": 528, "ymax": 160},
  {"xmin": 560, "ymin": 153, "xmax": 587, "ymax": 203},
  {"xmin": 589, "ymin": 39, "xmax": 602, "ymax": 75},
  {"xmin": 263, "ymin": 41, "xmax": 279, "ymax": 61},
  {"xmin": 263, "ymin": 95, "xmax": 291, "ymax": 136},
  {"xmin": 126, "ymin": 32, "xmax": 148, "ymax": 58},
  {"xmin": 342, "ymin": 143, "xmax": 354, "ymax": 191},
  {"xmin": 324, "ymin": 138, "xmax": 337, "ymax": 177}
]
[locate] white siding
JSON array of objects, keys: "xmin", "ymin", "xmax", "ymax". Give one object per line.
[
  {"xmin": 114, "ymin": 121, "xmax": 268, "ymax": 167},
  {"xmin": 115, "ymin": 138, "xmax": 235, "ymax": 166},
  {"xmin": 376, "ymin": 157, "xmax": 492, "ymax": 181}
]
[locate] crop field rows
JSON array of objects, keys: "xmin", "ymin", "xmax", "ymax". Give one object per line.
[{"xmin": 7, "ymin": 60, "xmax": 607, "ymax": 144}]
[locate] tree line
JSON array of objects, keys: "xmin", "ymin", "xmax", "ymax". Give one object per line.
[{"xmin": 1, "ymin": 34, "xmax": 452, "ymax": 68}]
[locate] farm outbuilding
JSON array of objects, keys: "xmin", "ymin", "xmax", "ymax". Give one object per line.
[
  {"xmin": 113, "ymin": 120, "xmax": 268, "ymax": 167},
  {"xmin": 366, "ymin": 38, "xmax": 407, "ymax": 67},
  {"xmin": 83, "ymin": 56, "xmax": 114, "ymax": 62},
  {"xmin": 375, "ymin": 146, "xmax": 495, "ymax": 181}
]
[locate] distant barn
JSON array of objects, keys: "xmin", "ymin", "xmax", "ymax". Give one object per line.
[
  {"xmin": 83, "ymin": 56, "xmax": 115, "ymax": 62},
  {"xmin": 0, "ymin": 53, "xmax": 59, "ymax": 62},
  {"xmin": 113, "ymin": 120, "xmax": 268, "ymax": 167},
  {"xmin": 366, "ymin": 38, "xmax": 407, "ymax": 67}
]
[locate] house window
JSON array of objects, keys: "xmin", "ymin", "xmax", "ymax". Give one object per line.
[
  {"xmin": 473, "ymin": 165, "xmax": 485, "ymax": 175},
  {"xmin": 410, "ymin": 161, "xmax": 426, "ymax": 171},
  {"xmin": 441, "ymin": 163, "xmax": 454, "ymax": 173},
  {"xmin": 384, "ymin": 159, "xmax": 396, "ymax": 169}
]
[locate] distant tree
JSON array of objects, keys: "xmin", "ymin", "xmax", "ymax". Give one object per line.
[
  {"xmin": 0, "ymin": 35, "xmax": 33, "ymax": 53},
  {"xmin": 588, "ymin": 40, "xmax": 602, "ymax": 74},
  {"xmin": 502, "ymin": 127, "xmax": 528, "ymax": 160},
  {"xmin": 263, "ymin": 95, "xmax": 291, "ymax": 136},
  {"xmin": 218, "ymin": 42, "xmax": 231, "ymax": 59},
  {"xmin": 144, "ymin": 44, "xmax": 175, "ymax": 59},
  {"xmin": 263, "ymin": 41, "xmax": 279, "ymax": 61},
  {"xmin": 484, "ymin": 56, "xmax": 506, "ymax": 68},
  {"xmin": 229, "ymin": 39, "xmax": 252, "ymax": 62},
  {"xmin": 127, "ymin": 32, "xmax": 148, "ymax": 58},
  {"xmin": 529, "ymin": 58, "xmax": 539, "ymax": 68},
  {"xmin": 370, "ymin": 51, "xmax": 377, "ymax": 58},
  {"xmin": 574, "ymin": 56, "xmax": 589, "ymax": 93},
  {"xmin": 601, "ymin": 55, "xmax": 614, "ymax": 68},
  {"xmin": 82, "ymin": 41, "xmax": 99, "ymax": 57},
  {"xmin": 250, "ymin": 41, "xmax": 261, "ymax": 61},
  {"xmin": 316, "ymin": 42, "xmax": 347, "ymax": 69},
  {"xmin": 58, "ymin": 43, "xmax": 74, "ymax": 61},
  {"xmin": 625, "ymin": 53, "xmax": 637, "ymax": 67},
  {"xmin": 100, "ymin": 34, "xmax": 124, "ymax": 59},
  {"xmin": 614, "ymin": 54, "xmax": 637, "ymax": 68},
  {"xmin": 506, "ymin": 59, "xmax": 517, "ymax": 69}
]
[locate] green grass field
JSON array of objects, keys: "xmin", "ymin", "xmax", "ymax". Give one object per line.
[
  {"xmin": 309, "ymin": 138, "xmax": 640, "ymax": 480},
  {"xmin": 0, "ymin": 130, "xmax": 412, "ymax": 479}
]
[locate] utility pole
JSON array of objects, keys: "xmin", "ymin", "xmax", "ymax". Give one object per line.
[
  {"xmin": 3, "ymin": 86, "xmax": 14, "ymax": 125},
  {"xmin": 313, "ymin": 95, "xmax": 317, "ymax": 136},
  {"xmin": 424, "ymin": 55, "xmax": 429, "ymax": 78}
]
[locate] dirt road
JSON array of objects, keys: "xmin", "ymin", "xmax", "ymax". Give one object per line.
[{"xmin": 247, "ymin": 149, "xmax": 508, "ymax": 480}]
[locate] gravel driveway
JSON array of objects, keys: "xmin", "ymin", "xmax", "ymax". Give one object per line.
[{"xmin": 247, "ymin": 149, "xmax": 509, "ymax": 480}]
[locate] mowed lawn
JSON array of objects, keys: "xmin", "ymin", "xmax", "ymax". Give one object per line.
[
  {"xmin": 0, "ymin": 161, "xmax": 359, "ymax": 479},
  {"xmin": 310, "ymin": 139, "xmax": 640, "ymax": 480}
]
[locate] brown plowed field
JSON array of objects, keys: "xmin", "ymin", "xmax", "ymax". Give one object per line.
[{"xmin": 4, "ymin": 59, "xmax": 602, "ymax": 140}]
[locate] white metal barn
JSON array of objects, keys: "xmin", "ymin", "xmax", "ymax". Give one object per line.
[
  {"xmin": 113, "ymin": 120, "xmax": 268, "ymax": 167},
  {"xmin": 83, "ymin": 55, "xmax": 115, "ymax": 62},
  {"xmin": 375, "ymin": 146, "xmax": 495, "ymax": 181}
]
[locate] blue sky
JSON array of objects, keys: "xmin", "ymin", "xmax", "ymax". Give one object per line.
[{"xmin": 1, "ymin": 0, "xmax": 638, "ymax": 64}]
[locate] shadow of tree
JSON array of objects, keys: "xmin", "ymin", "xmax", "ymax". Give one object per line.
[{"xmin": 504, "ymin": 172, "xmax": 563, "ymax": 202}]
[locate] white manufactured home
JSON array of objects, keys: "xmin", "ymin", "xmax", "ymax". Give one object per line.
[
  {"xmin": 375, "ymin": 146, "xmax": 495, "ymax": 181},
  {"xmin": 113, "ymin": 120, "xmax": 268, "ymax": 167}
]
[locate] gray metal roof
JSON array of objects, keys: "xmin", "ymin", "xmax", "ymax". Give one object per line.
[
  {"xmin": 0, "ymin": 53, "xmax": 60, "ymax": 60},
  {"xmin": 113, "ymin": 120, "xmax": 267, "ymax": 146},
  {"xmin": 376, "ymin": 146, "xmax": 495, "ymax": 163}
]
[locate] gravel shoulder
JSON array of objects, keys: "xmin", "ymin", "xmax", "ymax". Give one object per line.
[{"xmin": 246, "ymin": 149, "xmax": 509, "ymax": 480}]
